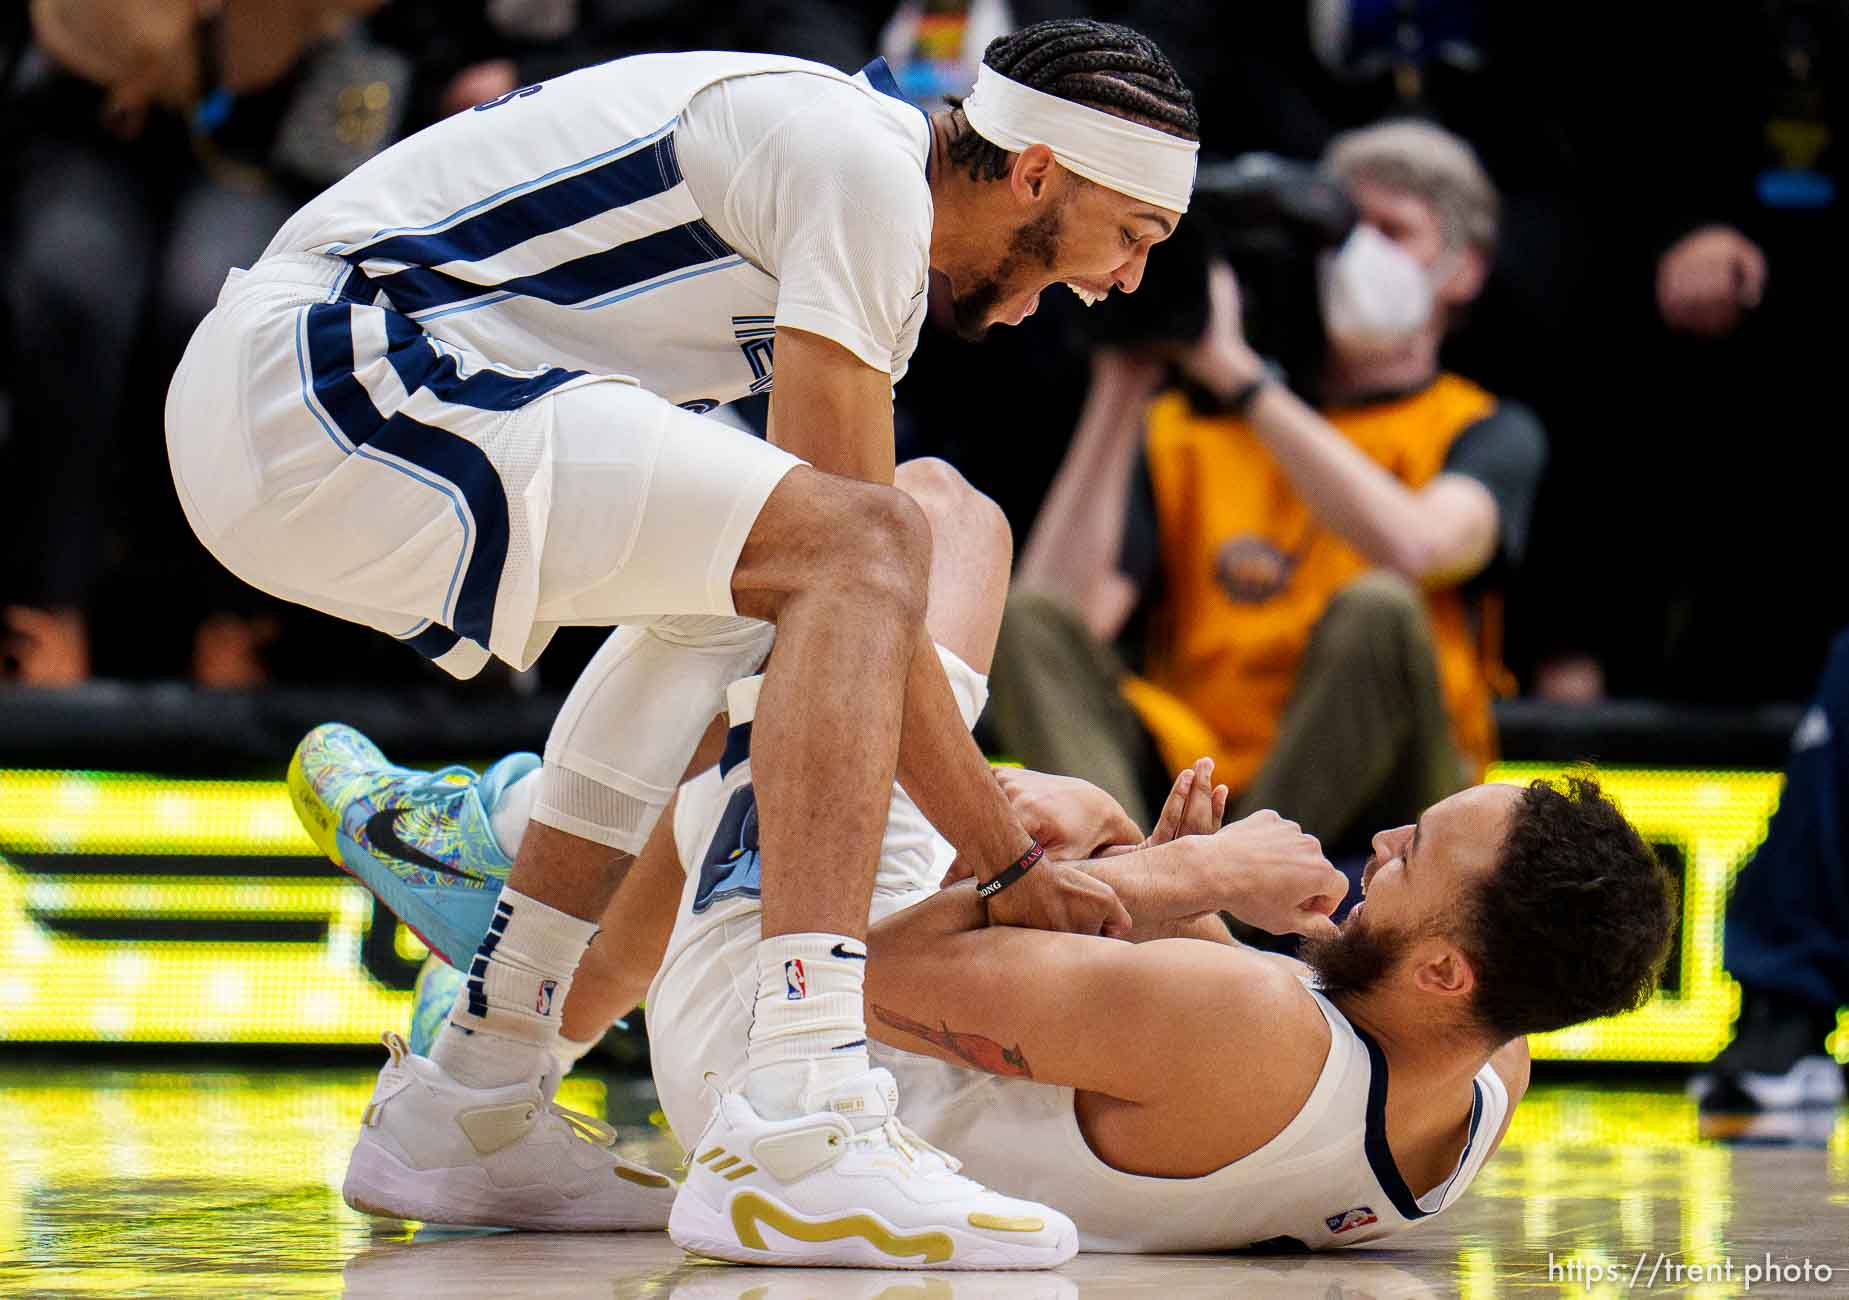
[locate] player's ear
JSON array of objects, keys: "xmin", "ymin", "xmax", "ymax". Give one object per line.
[
  {"xmin": 1413, "ymin": 943, "xmax": 1475, "ymax": 999},
  {"xmin": 1009, "ymin": 143, "xmax": 1058, "ymax": 204}
]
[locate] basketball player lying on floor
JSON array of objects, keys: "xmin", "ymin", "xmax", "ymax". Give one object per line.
[
  {"xmin": 389, "ymin": 481, "xmax": 1677, "ymax": 1256},
  {"xmin": 630, "ymin": 707, "xmax": 1675, "ymax": 1254}
]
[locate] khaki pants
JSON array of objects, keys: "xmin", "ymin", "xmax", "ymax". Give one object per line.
[{"xmin": 988, "ymin": 573, "xmax": 1465, "ymax": 851}]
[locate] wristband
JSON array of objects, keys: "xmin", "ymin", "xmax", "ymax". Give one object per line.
[
  {"xmin": 977, "ymin": 840, "xmax": 1045, "ymax": 901},
  {"xmin": 1223, "ymin": 368, "xmax": 1277, "ymax": 417}
]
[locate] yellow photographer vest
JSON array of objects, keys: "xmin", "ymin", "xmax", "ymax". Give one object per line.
[{"xmin": 1124, "ymin": 374, "xmax": 1505, "ymax": 793}]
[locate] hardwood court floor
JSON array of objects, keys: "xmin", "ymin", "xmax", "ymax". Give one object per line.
[{"xmin": 0, "ymin": 1065, "xmax": 1843, "ymax": 1299}]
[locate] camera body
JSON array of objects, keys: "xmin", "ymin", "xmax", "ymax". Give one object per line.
[{"xmin": 1077, "ymin": 153, "xmax": 1358, "ymax": 400}]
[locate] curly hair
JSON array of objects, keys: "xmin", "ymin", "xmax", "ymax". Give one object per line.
[
  {"xmin": 1459, "ymin": 776, "xmax": 1679, "ymax": 1041},
  {"xmin": 944, "ymin": 19, "xmax": 1199, "ymax": 183}
]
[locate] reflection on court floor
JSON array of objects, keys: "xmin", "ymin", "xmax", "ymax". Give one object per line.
[{"xmin": 0, "ymin": 1067, "xmax": 1842, "ymax": 1298}]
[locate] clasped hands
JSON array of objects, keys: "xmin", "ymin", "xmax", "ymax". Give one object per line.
[{"xmin": 946, "ymin": 759, "xmax": 1348, "ymax": 941}]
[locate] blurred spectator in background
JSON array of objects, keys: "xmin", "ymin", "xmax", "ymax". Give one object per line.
[
  {"xmin": 1529, "ymin": 1, "xmax": 1849, "ymax": 705},
  {"xmin": 1691, "ymin": 627, "xmax": 1849, "ymax": 1113},
  {"xmin": 1121, "ymin": 2, "xmax": 1620, "ymax": 700},
  {"xmin": 0, "ymin": 0, "xmax": 400, "ymax": 685},
  {"xmin": 987, "ymin": 122, "xmax": 1544, "ymax": 848},
  {"xmin": 373, "ymin": 0, "xmax": 881, "ymax": 129},
  {"xmin": 1126, "ymin": 2, "xmax": 1581, "ymax": 457},
  {"xmin": 5, "ymin": 0, "xmax": 1838, "ymax": 712}
]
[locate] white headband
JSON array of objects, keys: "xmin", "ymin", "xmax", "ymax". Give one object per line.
[{"xmin": 960, "ymin": 63, "xmax": 1197, "ymax": 214}]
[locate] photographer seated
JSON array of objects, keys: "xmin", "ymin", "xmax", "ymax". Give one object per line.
[{"xmin": 990, "ymin": 120, "xmax": 1545, "ymax": 856}]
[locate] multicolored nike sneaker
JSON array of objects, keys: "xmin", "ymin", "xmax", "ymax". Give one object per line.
[
  {"xmin": 287, "ymin": 723, "xmax": 536, "ymax": 966},
  {"xmin": 408, "ymin": 954, "xmax": 467, "ymax": 1057}
]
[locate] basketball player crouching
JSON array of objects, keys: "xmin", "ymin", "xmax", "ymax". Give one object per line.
[{"xmin": 179, "ymin": 17, "xmax": 1206, "ymax": 1264}]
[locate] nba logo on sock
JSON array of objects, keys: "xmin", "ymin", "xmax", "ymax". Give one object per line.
[
  {"xmin": 535, "ymin": 980, "xmax": 558, "ymax": 1016},
  {"xmin": 785, "ymin": 959, "xmax": 807, "ymax": 1000}
]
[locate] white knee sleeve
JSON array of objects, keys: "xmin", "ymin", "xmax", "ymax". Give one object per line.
[{"xmin": 534, "ymin": 615, "xmax": 775, "ymax": 853}]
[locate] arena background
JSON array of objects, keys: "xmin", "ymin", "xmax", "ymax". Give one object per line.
[
  {"xmin": 5, "ymin": 0, "xmax": 1849, "ymax": 1295},
  {"xmin": 4, "ymin": 692, "xmax": 1841, "ymax": 1067}
]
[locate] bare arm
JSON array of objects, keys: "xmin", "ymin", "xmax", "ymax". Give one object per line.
[
  {"xmin": 767, "ymin": 325, "xmax": 899, "ymax": 486},
  {"xmin": 992, "ymin": 759, "xmax": 1348, "ymax": 942},
  {"xmin": 1188, "ymin": 264, "xmax": 1499, "ymax": 586},
  {"xmin": 768, "ymin": 327, "xmax": 1129, "ymax": 935},
  {"xmin": 561, "ymin": 790, "xmax": 686, "ymax": 1042},
  {"xmin": 1242, "ymin": 385, "xmax": 1499, "ymax": 586},
  {"xmin": 1014, "ymin": 349, "xmax": 1165, "ymax": 642},
  {"xmin": 865, "ymin": 879, "xmax": 1312, "ymax": 1101}
]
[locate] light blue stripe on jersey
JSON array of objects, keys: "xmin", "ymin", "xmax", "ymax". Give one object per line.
[
  {"xmin": 342, "ymin": 126, "xmax": 740, "ymax": 318},
  {"xmin": 372, "ymin": 217, "xmax": 737, "ymax": 316},
  {"xmin": 350, "ymin": 132, "xmax": 685, "ymax": 271},
  {"xmin": 337, "ymin": 117, "xmax": 677, "ymax": 254}
]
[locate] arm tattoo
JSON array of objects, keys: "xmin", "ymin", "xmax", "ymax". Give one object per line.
[{"xmin": 871, "ymin": 1004, "xmax": 1034, "ymax": 1079}]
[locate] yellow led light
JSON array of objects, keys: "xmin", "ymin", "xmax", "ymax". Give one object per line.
[
  {"xmin": 1486, "ymin": 763, "xmax": 1848, "ymax": 1065},
  {"xmin": 3, "ymin": 767, "xmax": 1845, "ymax": 1059},
  {"xmin": 0, "ymin": 771, "xmax": 315, "ymax": 856},
  {"xmin": 393, "ymin": 923, "xmax": 430, "ymax": 963},
  {"xmin": 0, "ymin": 771, "xmax": 404, "ymax": 1044},
  {"xmin": 20, "ymin": 876, "xmax": 362, "ymax": 920}
]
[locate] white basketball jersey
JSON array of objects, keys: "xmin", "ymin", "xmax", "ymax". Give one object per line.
[
  {"xmin": 892, "ymin": 983, "xmax": 1510, "ymax": 1252},
  {"xmin": 265, "ymin": 52, "xmax": 932, "ymax": 410},
  {"xmin": 661, "ymin": 694, "xmax": 1513, "ymax": 1255}
]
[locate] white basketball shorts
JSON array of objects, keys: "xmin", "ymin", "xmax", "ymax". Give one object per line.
[
  {"xmin": 165, "ymin": 252, "xmax": 802, "ymax": 678},
  {"xmin": 643, "ymin": 661, "xmax": 991, "ymax": 1151}
]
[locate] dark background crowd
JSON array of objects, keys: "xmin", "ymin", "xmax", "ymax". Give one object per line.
[{"xmin": 1, "ymin": 0, "xmax": 1845, "ymax": 710}]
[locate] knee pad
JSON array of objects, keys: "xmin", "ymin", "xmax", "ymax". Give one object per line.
[{"xmin": 534, "ymin": 616, "xmax": 774, "ymax": 853}]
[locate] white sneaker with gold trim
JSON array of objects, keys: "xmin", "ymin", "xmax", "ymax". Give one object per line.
[
  {"xmin": 342, "ymin": 1032, "xmax": 676, "ymax": 1230},
  {"xmin": 667, "ymin": 1068, "xmax": 1077, "ymax": 1269}
]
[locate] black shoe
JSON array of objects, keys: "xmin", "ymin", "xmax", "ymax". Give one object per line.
[{"xmin": 1689, "ymin": 990, "xmax": 1844, "ymax": 1112}]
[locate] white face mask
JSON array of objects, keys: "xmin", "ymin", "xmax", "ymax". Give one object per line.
[{"xmin": 1317, "ymin": 224, "xmax": 1437, "ymax": 352}]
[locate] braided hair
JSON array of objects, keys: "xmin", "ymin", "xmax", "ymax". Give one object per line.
[{"xmin": 945, "ymin": 19, "xmax": 1198, "ymax": 184}]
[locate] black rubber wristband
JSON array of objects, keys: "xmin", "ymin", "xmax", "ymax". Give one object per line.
[{"xmin": 977, "ymin": 840, "xmax": 1045, "ymax": 901}]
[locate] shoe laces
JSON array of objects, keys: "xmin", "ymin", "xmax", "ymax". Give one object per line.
[{"xmin": 849, "ymin": 1116, "xmax": 964, "ymax": 1179}]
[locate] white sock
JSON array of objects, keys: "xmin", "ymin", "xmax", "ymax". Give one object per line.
[
  {"xmin": 744, "ymin": 933, "xmax": 870, "ymax": 1119},
  {"xmin": 488, "ymin": 769, "xmax": 539, "ymax": 859},
  {"xmin": 431, "ymin": 887, "xmax": 599, "ymax": 1089},
  {"xmin": 552, "ymin": 1030, "xmax": 601, "ymax": 1075}
]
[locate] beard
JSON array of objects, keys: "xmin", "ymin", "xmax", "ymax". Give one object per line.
[
  {"xmin": 1298, "ymin": 907, "xmax": 1415, "ymax": 1001},
  {"xmin": 949, "ymin": 202, "xmax": 1067, "ymax": 341}
]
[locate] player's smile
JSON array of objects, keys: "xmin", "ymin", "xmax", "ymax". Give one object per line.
[{"xmin": 997, "ymin": 274, "xmax": 1126, "ymax": 326}]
